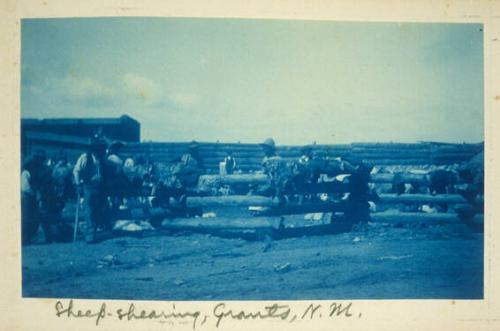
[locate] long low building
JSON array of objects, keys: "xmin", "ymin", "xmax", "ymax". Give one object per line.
[{"xmin": 21, "ymin": 114, "xmax": 141, "ymax": 158}]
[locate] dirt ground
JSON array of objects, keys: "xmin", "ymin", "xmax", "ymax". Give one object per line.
[{"xmin": 22, "ymin": 217, "xmax": 483, "ymax": 300}]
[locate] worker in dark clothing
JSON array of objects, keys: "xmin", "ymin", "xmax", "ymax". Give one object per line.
[
  {"xmin": 36, "ymin": 159, "xmax": 64, "ymax": 244},
  {"xmin": 428, "ymin": 169, "xmax": 458, "ymax": 195},
  {"xmin": 458, "ymin": 151, "xmax": 484, "ymax": 201},
  {"xmin": 48, "ymin": 158, "xmax": 75, "ymax": 242},
  {"xmin": 176, "ymin": 141, "xmax": 205, "ymax": 189},
  {"xmin": 153, "ymin": 141, "xmax": 205, "ymax": 210},
  {"xmin": 292, "ymin": 145, "xmax": 318, "ymax": 202},
  {"xmin": 73, "ymin": 137, "xmax": 109, "ymax": 243},
  {"xmin": 21, "ymin": 152, "xmax": 48, "ymax": 244},
  {"xmin": 104, "ymin": 141, "xmax": 128, "ymax": 214},
  {"xmin": 342, "ymin": 157, "xmax": 372, "ymax": 223}
]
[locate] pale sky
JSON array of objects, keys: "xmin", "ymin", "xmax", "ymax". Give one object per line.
[{"xmin": 21, "ymin": 18, "xmax": 484, "ymax": 144}]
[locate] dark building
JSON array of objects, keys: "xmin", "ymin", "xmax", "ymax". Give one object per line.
[
  {"xmin": 21, "ymin": 115, "xmax": 140, "ymax": 161},
  {"xmin": 22, "ymin": 115, "xmax": 140, "ymax": 142}
]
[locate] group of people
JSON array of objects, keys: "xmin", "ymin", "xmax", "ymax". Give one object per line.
[
  {"xmin": 21, "ymin": 152, "xmax": 73, "ymax": 244},
  {"xmin": 257, "ymin": 137, "xmax": 373, "ymax": 221},
  {"xmin": 21, "ymin": 137, "xmax": 206, "ymax": 244},
  {"xmin": 21, "ymin": 135, "xmax": 483, "ymax": 245}
]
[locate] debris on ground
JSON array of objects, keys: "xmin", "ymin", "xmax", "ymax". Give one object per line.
[
  {"xmin": 262, "ymin": 242, "xmax": 272, "ymax": 252},
  {"xmin": 113, "ymin": 220, "xmax": 154, "ymax": 232},
  {"xmin": 378, "ymin": 255, "xmax": 413, "ymax": 261},
  {"xmin": 173, "ymin": 279, "xmax": 185, "ymax": 286},
  {"xmin": 97, "ymin": 254, "xmax": 121, "ymax": 268},
  {"xmin": 421, "ymin": 204, "xmax": 438, "ymax": 213},
  {"xmin": 273, "ymin": 262, "xmax": 291, "ymax": 273}
]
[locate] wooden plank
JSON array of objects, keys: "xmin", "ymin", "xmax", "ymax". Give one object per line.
[
  {"xmin": 370, "ymin": 173, "xmax": 429, "ymax": 184},
  {"xmin": 252, "ymin": 201, "xmax": 347, "ymax": 216},
  {"xmin": 186, "ymin": 195, "xmax": 277, "ymax": 208},
  {"xmin": 378, "ymin": 194, "xmax": 467, "ymax": 204},
  {"xmin": 278, "ymin": 152, "xmax": 352, "ymax": 158},
  {"xmin": 431, "ymin": 149, "xmax": 479, "ymax": 155},
  {"xmin": 162, "ymin": 216, "xmax": 280, "ymax": 230},
  {"xmin": 431, "ymin": 145, "xmax": 483, "ymax": 152},
  {"xmin": 278, "ymin": 144, "xmax": 352, "ymax": 149},
  {"xmin": 198, "ymin": 174, "xmax": 269, "ymax": 186},
  {"xmin": 201, "ymin": 157, "xmax": 264, "ymax": 164},
  {"xmin": 361, "ymin": 159, "xmax": 431, "ymax": 165},
  {"xmin": 199, "ymin": 173, "xmax": 430, "ymax": 186},
  {"xmin": 198, "ymin": 174, "xmax": 351, "ymax": 194},
  {"xmin": 351, "ymin": 148, "xmax": 430, "ymax": 154},
  {"xmin": 370, "ymin": 211, "xmax": 461, "ymax": 224},
  {"xmin": 301, "ymin": 182, "xmax": 351, "ymax": 193},
  {"xmin": 430, "ymin": 155, "xmax": 475, "ymax": 162},
  {"xmin": 352, "ymin": 150, "xmax": 430, "ymax": 157},
  {"xmin": 428, "ymin": 159, "xmax": 466, "ymax": 165},
  {"xmin": 198, "ymin": 151, "xmax": 265, "ymax": 157},
  {"xmin": 354, "ymin": 154, "xmax": 429, "ymax": 160}
]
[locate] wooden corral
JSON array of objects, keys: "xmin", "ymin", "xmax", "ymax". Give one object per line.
[{"xmin": 54, "ymin": 140, "xmax": 483, "ymax": 240}]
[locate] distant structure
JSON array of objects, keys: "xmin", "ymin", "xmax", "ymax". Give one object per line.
[{"xmin": 21, "ymin": 114, "xmax": 140, "ymax": 160}]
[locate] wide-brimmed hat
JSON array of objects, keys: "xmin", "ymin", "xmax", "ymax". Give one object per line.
[
  {"xmin": 260, "ymin": 138, "xmax": 276, "ymax": 149},
  {"xmin": 188, "ymin": 141, "xmax": 199, "ymax": 150},
  {"xmin": 108, "ymin": 140, "xmax": 125, "ymax": 151}
]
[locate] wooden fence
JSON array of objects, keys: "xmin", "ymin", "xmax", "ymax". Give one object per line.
[
  {"xmin": 63, "ymin": 141, "xmax": 484, "ymax": 240},
  {"xmin": 121, "ymin": 141, "xmax": 483, "ymax": 171}
]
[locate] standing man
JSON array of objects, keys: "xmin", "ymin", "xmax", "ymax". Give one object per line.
[
  {"xmin": 104, "ymin": 141, "xmax": 127, "ymax": 210},
  {"xmin": 177, "ymin": 141, "xmax": 205, "ymax": 189},
  {"xmin": 259, "ymin": 138, "xmax": 292, "ymax": 202},
  {"xmin": 106, "ymin": 141, "xmax": 125, "ymax": 167},
  {"xmin": 222, "ymin": 151, "xmax": 236, "ymax": 175},
  {"xmin": 293, "ymin": 145, "xmax": 318, "ymax": 202},
  {"xmin": 73, "ymin": 137, "xmax": 108, "ymax": 243},
  {"xmin": 21, "ymin": 152, "xmax": 46, "ymax": 244}
]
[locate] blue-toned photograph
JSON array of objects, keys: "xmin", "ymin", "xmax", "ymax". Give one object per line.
[{"xmin": 21, "ymin": 17, "xmax": 484, "ymax": 300}]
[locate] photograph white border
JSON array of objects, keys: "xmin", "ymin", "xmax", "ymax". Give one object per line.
[{"xmin": 1, "ymin": 1, "xmax": 499, "ymax": 330}]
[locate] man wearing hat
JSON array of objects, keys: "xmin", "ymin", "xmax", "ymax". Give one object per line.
[
  {"xmin": 73, "ymin": 137, "xmax": 109, "ymax": 243},
  {"xmin": 259, "ymin": 138, "xmax": 293, "ymax": 201},
  {"xmin": 177, "ymin": 141, "xmax": 205, "ymax": 188},
  {"xmin": 106, "ymin": 141, "xmax": 125, "ymax": 166},
  {"xmin": 156, "ymin": 141, "xmax": 205, "ymax": 209},
  {"xmin": 221, "ymin": 150, "xmax": 236, "ymax": 175},
  {"xmin": 104, "ymin": 140, "xmax": 128, "ymax": 212}
]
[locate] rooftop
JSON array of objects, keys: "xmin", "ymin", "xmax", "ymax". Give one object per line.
[{"xmin": 21, "ymin": 114, "xmax": 139, "ymax": 126}]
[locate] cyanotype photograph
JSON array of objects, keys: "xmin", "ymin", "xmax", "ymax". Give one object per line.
[{"xmin": 20, "ymin": 17, "xmax": 484, "ymax": 300}]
